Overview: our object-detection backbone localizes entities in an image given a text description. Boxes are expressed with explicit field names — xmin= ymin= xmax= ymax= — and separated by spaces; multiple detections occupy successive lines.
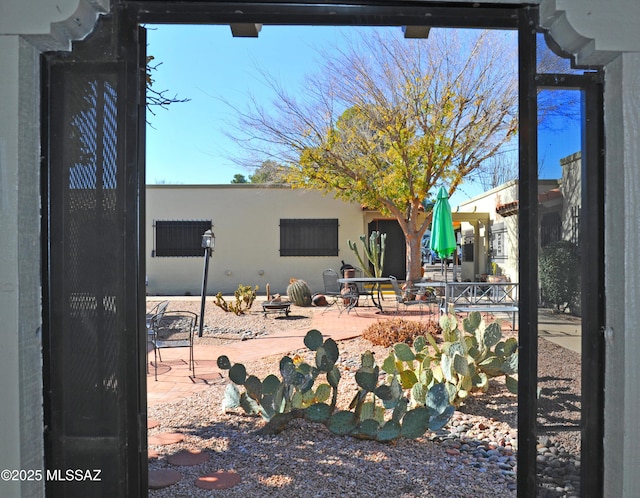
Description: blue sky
xmin=145 ymin=25 xmax=581 ymax=204
xmin=146 ymin=24 xmax=349 ymax=185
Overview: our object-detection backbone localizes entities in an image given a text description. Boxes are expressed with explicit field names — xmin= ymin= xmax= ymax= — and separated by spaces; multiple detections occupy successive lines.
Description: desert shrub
xmin=539 ymin=240 xmax=580 ymax=313
xmin=362 ymin=318 xmax=441 ymax=347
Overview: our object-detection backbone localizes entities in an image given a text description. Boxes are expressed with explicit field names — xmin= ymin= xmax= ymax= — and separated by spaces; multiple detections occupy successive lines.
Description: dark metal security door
xmin=518 ymin=25 xmax=605 ymax=497
xmin=42 ymin=9 xmax=147 ymax=497
xmin=368 ymin=220 xmax=406 ymax=277
xmin=535 ymin=69 xmax=605 ymax=497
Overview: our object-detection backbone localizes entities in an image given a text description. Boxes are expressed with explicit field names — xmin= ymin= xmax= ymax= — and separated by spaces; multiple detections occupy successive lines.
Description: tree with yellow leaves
xmin=229 ymin=29 xmax=518 ymax=281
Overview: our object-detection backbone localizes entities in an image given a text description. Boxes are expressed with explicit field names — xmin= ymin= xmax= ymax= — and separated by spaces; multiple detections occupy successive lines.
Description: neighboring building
xmin=148 ymin=152 xmax=582 ymax=294
xmin=455 ymin=152 xmax=582 ymax=284
xmin=146 ymin=184 xmax=430 ymax=295
xmin=146 ymin=184 xmax=367 ymax=295
xmin=456 ymin=180 xmax=559 ymax=282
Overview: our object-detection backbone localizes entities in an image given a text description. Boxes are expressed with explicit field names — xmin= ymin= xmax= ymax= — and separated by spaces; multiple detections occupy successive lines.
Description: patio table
xmin=337 ymin=276 xmax=392 ymax=312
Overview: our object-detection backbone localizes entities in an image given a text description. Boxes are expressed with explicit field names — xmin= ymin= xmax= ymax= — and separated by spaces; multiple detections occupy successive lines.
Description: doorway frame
xmin=41 ymin=2 xmax=605 ymax=496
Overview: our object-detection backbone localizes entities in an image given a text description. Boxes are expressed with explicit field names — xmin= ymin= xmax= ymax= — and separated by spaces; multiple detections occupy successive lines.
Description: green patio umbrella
xmin=430 ymin=186 xmax=456 ymax=281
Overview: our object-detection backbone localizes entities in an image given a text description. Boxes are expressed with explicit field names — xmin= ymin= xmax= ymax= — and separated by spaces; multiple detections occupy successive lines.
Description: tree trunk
xmin=406 ymin=233 xmax=423 ymax=282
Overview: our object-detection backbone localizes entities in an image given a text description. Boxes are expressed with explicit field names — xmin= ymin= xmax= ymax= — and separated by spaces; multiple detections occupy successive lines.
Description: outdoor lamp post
xmin=199 ymin=229 xmax=215 ymax=337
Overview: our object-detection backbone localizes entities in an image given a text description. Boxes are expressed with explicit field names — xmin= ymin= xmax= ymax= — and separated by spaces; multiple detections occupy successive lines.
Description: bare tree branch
xmin=145 ymin=56 xmax=190 ymax=121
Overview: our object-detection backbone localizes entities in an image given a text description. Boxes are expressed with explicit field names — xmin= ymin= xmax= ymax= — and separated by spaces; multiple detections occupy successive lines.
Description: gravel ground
xmin=147 ymin=300 xmax=582 ymax=497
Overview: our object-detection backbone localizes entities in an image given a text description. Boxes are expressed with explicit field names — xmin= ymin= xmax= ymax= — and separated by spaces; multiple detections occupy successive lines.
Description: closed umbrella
xmin=430 ymin=186 xmax=456 ymax=281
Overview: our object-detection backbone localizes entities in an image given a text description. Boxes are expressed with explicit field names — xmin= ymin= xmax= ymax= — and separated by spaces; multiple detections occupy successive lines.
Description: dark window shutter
xmin=280 ymin=219 xmax=338 ymax=256
xmin=154 ymin=220 xmax=211 ymax=257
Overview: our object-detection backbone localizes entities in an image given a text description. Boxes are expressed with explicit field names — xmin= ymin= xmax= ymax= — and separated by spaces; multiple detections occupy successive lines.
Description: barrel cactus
xmin=287 ymin=278 xmax=312 ymax=307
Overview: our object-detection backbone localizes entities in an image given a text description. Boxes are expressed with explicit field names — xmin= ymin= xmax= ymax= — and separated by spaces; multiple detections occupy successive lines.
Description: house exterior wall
xmin=0 ymin=34 xmax=45 ymax=498
xmin=146 ymin=185 xmax=366 ymax=296
xmin=601 ymin=52 xmax=640 ymax=497
xmin=455 ymin=180 xmax=560 ymax=282
xmin=559 ymin=152 xmax=582 ymax=244
xmin=3 ymin=1 xmax=640 ymax=496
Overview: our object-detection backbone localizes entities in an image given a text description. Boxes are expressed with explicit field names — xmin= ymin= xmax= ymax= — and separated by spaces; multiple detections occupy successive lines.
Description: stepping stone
xmin=195 ymin=471 xmax=241 ymax=490
xmin=148 ymin=469 xmax=181 ymax=489
xmin=148 ymin=448 xmax=159 ymax=460
xmin=167 ymin=449 xmax=210 ymax=466
xmin=148 ymin=419 xmax=160 ymax=429
xmin=148 ymin=432 xmax=184 ymax=446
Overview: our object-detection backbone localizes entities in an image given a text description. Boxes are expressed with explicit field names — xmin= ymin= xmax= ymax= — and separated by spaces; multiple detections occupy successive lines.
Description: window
xmin=462 ymin=243 xmax=474 ymax=262
xmin=280 ymin=219 xmax=338 ymax=256
xmin=490 ymin=223 xmax=507 ymax=259
xmin=154 ymin=220 xmax=211 ymax=257
xmin=570 ymin=205 xmax=581 ymax=247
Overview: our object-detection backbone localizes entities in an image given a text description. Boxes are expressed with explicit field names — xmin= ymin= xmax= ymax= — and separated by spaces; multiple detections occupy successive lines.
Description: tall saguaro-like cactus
xmin=348 ymin=231 xmax=387 ymax=278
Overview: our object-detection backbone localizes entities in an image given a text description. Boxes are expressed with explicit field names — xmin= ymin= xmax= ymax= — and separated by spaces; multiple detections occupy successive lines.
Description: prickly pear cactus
xmin=341 ymin=349 xmax=453 ymax=441
xmin=286 ymin=278 xmax=312 ymax=307
xmin=217 ymin=328 xmax=455 ymax=442
xmin=217 ymin=330 xmax=339 ymax=422
xmin=382 ymin=311 xmax=518 ymax=408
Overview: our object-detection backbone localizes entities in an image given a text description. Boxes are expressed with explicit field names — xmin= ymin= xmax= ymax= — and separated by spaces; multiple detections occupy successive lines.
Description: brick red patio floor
xmin=146 ymin=299 xmax=454 ymax=406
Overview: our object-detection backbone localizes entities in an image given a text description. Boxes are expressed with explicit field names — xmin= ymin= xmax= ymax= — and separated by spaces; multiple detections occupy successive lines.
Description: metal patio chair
xmin=389 ymin=275 xmax=428 ymax=316
xmin=322 ymin=269 xmax=342 ymax=310
xmin=337 ymin=284 xmax=360 ymax=315
xmin=146 ymin=300 xmax=169 ymax=338
xmin=149 ymin=310 xmax=198 ymax=381
xmin=145 ymin=300 xmax=169 ymax=373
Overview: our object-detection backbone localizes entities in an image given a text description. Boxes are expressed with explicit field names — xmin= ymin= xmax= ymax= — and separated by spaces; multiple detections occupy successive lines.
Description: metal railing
xmin=442 ymin=282 xmax=519 ymax=329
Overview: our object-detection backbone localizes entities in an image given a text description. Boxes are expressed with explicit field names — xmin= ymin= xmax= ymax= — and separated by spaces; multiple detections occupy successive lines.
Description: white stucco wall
xmin=146 ymin=185 xmax=366 ymax=296
xmin=602 ymin=52 xmax=640 ymax=498
xmin=1 ymin=0 xmax=109 ymax=50
xmin=540 ymin=0 xmax=640 ymax=65
xmin=0 ymin=33 xmax=25 ymax=497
